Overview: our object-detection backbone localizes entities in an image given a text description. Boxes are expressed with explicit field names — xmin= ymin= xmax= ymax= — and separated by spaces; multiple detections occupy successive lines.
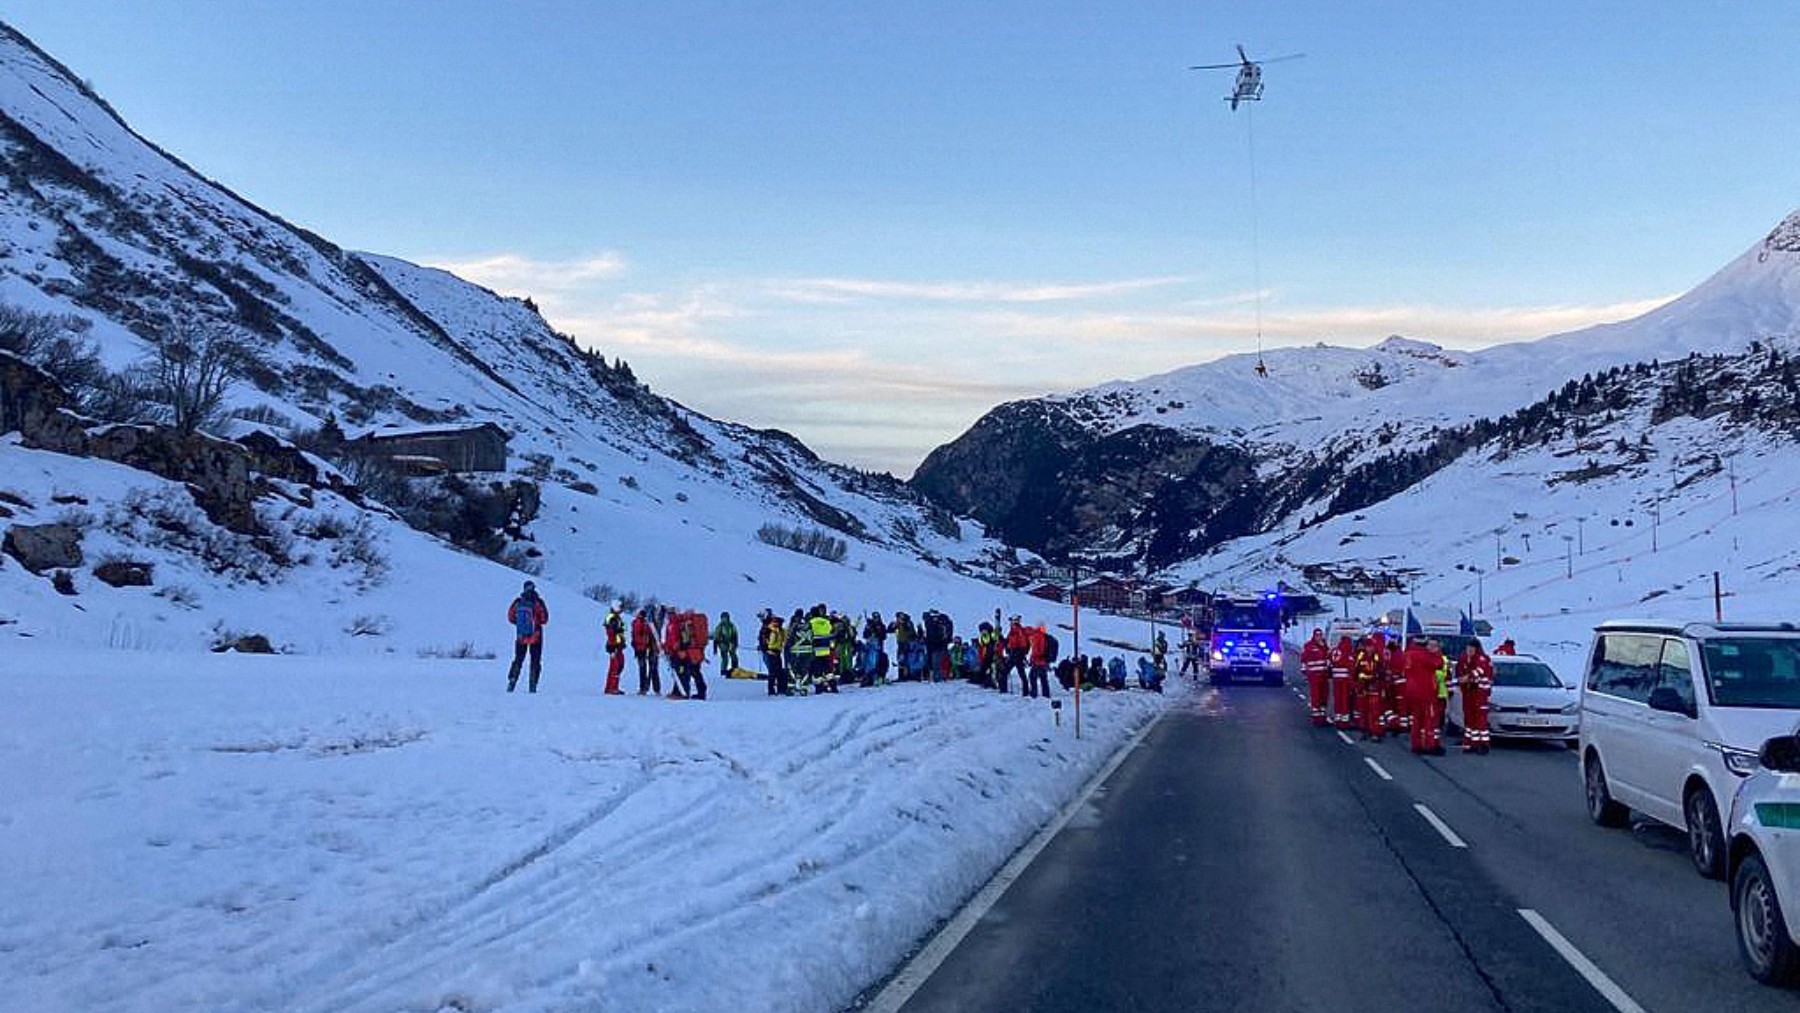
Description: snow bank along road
xmin=0 ymin=645 xmax=1163 ymax=1013
xmin=884 ymin=677 xmax=1786 ymax=1013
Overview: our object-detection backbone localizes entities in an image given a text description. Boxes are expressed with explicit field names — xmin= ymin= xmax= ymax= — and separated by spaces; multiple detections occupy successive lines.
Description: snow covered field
xmin=0 ymin=644 xmax=1166 ymax=1013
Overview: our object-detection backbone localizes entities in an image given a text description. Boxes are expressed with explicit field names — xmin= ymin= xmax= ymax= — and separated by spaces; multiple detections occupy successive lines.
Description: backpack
xmin=512 ymin=597 xmax=539 ymax=638
xmin=1043 ymin=632 xmax=1060 ymax=664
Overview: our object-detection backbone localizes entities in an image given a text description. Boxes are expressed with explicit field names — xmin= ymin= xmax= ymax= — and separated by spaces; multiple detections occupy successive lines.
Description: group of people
xmin=1297 ymin=628 xmax=1498 ymax=755
xmin=504 ymin=581 xmax=1166 ymax=700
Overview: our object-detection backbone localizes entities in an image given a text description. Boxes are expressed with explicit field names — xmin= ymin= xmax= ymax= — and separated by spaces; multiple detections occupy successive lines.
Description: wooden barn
xmin=1073 ymin=575 xmax=1136 ymax=613
xmin=353 ymin=422 xmax=509 ymax=473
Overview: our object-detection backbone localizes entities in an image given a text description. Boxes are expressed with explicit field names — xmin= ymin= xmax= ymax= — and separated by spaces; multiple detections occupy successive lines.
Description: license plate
xmin=1514 ymin=716 xmax=1557 ymax=727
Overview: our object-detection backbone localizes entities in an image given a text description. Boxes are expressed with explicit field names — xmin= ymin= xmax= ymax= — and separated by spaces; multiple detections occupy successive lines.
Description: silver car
xmin=1448 ymin=653 xmax=1580 ymax=745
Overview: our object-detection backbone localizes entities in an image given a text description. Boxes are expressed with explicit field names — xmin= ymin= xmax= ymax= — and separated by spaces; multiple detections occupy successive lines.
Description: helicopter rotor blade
xmin=1188 ymin=62 xmax=1240 ymax=70
xmin=1252 ymin=53 xmax=1307 ymax=64
xmin=1236 ymin=43 xmax=1249 ymax=64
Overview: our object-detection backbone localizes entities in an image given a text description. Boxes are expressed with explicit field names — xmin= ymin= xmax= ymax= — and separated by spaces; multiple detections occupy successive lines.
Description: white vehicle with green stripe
xmin=1728 ymin=734 xmax=1800 ymax=987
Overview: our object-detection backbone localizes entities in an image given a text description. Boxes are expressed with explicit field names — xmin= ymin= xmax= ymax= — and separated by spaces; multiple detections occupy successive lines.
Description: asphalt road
xmin=884 ymin=677 xmax=1796 ymax=1013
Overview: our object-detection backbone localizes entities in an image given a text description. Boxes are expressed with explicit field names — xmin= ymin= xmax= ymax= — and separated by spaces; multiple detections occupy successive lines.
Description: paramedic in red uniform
xmin=1329 ymin=635 xmax=1356 ymax=730
xmin=1404 ymin=638 xmax=1447 ymax=755
xmin=1300 ymin=629 xmax=1331 ymax=726
xmin=1457 ymin=641 xmax=1494 ymax=754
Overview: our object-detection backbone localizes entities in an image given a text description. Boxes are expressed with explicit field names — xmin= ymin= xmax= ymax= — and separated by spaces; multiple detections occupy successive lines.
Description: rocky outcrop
xmin=93 ymin=559 xmax=153 ymax=587
xmin=912 ymin=400 xmax=1265 ymax=566
xmin=4 ymin=522 xmax=83 ymax=572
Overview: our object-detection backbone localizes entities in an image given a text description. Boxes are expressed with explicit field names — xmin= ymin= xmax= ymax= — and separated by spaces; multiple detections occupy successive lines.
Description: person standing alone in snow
xmin=602 ymin=601 xmax=626 ymax=695
xmin=506 ymin=580 xmax=549 ymax=693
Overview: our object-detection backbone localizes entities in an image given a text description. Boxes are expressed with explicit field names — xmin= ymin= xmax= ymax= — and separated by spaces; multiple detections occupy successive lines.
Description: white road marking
xmin=1413 ymin=803 xmax=1468 ymax=848
xmin=1364 ymin=757 xmax=1394 ymax=781
xmin=1336 ymin=730 xmax=1355 ymax=746
xmin=864 ymin=708 xmax=1166 ymax=1013
xmin=1518 ymin=909 xmax=1649 ymax=1013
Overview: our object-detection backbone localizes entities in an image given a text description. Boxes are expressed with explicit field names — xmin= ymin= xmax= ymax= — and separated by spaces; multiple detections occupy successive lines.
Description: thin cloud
xmin=424 ymin=252 xmax=628 ymax=295
xmin=767 ymin=274 xmax=1198 ymax=305
xmin=966 ymin=295 xmax=1677 ymax=345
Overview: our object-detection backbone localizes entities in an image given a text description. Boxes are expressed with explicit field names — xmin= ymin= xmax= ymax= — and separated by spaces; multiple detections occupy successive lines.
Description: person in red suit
xmin=1355 ymin=636 xmax=1386 ymax=741
xmin=1300 ymin=629 xmax=1331 ymax=726
xmin=1457 ymin=641 xmax=1495 ymax=754
xmin=1404 ymin=639 xmax=1447 ymax=755
xmin=1329 ymin=635 xmax=1356 ymax=730
xmin=1385 ymin=638 xmax=1408 ymax=735
xmin=602 ymin=602 xmax=626 ymax=696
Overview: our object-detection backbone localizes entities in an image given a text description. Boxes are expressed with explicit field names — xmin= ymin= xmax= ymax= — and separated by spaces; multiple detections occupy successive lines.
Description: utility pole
xmin=1495 ymin=531 xmax=1503 ymax=570
xmin=1715 ymin=571 xmax=1724 ymax=623
xmin=1577 ymin=517 xmax=1586 ymax=555
xmin=1470 ymin=566 xmax=1485 ymax=614
xmin=1068 ymin=559 xmax=1083 ymax=740
xmin=1563 ymin=535 xmax=1575 ymax=579
xmin=1730 ymin=458 xmax=1739 ymax=516
xmin=1651 ymin=502 xmax=1660 ymax=553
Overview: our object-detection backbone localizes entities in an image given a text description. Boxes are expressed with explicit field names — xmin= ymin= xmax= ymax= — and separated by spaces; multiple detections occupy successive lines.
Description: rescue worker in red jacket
xmin=505 ymin=580 xmax=549 ymax=693
xmin=1300 ymin=629 xmax=1331 ymax=726
xmin=1025 ymin=623 xmax=1052 ymax=699
xmin=1403 ymin=639 xmax=1447 ymax=755
xmin=661 ymin=609 xmax=687 ymax=699
xmin=1385 ymin=639 xmax=1409 ymax=735
xmin=630 ymin=609 xmax=660 ymax=695
xmin=1457 ymin=641 xmax=1494 ymax=754
xmin=602 ymin=601 xmax=627 ymax=696
xmin=1328 ymin=636 xmax=1356 ymax=729
xmin=1001 ymin=617 xmax=1030 ymax=695
xmin=1355 ymin=635 xmax=1386 ymax=741
xmin=1494 ymin=638 xmax=1517 ymax=656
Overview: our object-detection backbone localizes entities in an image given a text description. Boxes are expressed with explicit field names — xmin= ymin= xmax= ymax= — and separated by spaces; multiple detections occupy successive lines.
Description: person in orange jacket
xmin=602 ymin=601 xmax=626 ymax=696
xmin=505 ymin=580 xmax=549 ymax=693
xmin=1328 ymin=636 xmax=1356 ymax=729
xmin=1457 ymin=641 xmax=1495 ymax=754
xmin=1001 ymin=617 xmax=1030 ymax=694
xmin=1025 ymin=623 xmax=1053 ymax=699
xmin=1404 ymin=638 xmax=1447 ymax=755
xmin=1355 ymin=635 xmax=1386 ymax=741
xmin=630 ymin=608 xmax=660 ymax=695
xmin=1300 ymin=629 xmax=1331 ymax=726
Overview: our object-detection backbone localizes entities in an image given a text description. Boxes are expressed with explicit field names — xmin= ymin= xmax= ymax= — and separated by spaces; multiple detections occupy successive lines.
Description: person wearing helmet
xmin=505 ymin=580 xmax=549 ymax=693
xmin=602 ymin=600 xmax=627 ymax=696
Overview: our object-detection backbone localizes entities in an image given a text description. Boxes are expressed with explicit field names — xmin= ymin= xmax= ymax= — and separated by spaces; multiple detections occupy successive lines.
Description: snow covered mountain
xmin=914 ymin=210 xmax=1800 ymax=573
xmin=0 ymin=22 xmax=1024 ymax=654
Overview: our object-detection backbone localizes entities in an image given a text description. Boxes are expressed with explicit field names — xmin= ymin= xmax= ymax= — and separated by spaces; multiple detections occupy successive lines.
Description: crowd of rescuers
xmin=1296 ymin=625 xmax=1505 ymax=755
xmin=504 ymin=580 xmax=1168 ymax=699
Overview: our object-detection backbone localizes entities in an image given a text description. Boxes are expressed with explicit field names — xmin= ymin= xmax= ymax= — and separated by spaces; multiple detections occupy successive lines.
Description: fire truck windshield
xmin=1214 ymin=602 xmax=1278 ymax=630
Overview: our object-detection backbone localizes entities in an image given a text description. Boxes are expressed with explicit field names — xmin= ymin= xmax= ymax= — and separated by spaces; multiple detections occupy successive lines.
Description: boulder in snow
xmin=3 ymin=522 xmax=84 ymax=572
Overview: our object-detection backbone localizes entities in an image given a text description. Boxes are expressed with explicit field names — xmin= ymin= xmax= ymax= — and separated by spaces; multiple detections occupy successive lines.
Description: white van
xmin=1579 ymin=620 xmax=1800 ymax=879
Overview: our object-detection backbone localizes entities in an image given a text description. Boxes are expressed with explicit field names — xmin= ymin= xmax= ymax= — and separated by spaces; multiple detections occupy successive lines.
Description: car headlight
xmin=1211 ymin=649 xmax=1224 ymax=661
xmin=1558 ymin=702 xmax=1579 ymax=715
xmin=1270 ymin=652 xmax=1283 ymax=666
xmin=1713 ymin=743 xmax=1760 ymax=777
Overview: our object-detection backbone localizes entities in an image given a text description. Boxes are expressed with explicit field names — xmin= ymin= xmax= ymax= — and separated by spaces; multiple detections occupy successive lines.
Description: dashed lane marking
xmin=1413 ymin=802 xmax=1468 ymax=848
xmin=1518 ymin=909 xmax=1649 ymax=1013
xmin=1336 ymin=730 xmax=1355 ymax=746
xmin=1364 ymin=757 xmax=1394 ymax=781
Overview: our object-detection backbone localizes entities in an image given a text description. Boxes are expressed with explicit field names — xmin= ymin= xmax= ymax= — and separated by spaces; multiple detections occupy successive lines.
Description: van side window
xmin=1657 ymin=639 xmax=1697 ymax=711
xmin=1590 ymin=633 xmax=1660 ymax=702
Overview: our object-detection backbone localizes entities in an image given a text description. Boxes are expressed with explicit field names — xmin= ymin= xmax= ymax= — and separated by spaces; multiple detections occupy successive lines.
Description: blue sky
xmin=6 ymin=1 xmax=1799 ymax=473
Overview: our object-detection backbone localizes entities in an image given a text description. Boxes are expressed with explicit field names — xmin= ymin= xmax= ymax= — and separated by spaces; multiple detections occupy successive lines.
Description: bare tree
xmin=137 ymin=321 xmax=246 ymax=435
xmin=0 ymin=303 xmax=111 ymax=412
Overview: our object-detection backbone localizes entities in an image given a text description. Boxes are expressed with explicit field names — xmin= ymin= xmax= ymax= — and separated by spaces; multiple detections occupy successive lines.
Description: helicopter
xmin=1189 ymin=44 xmax=1305 ymax=111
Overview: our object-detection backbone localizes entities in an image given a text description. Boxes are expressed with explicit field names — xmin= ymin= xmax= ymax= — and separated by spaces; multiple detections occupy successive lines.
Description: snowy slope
xmin=0 ymin=20 xmax=1008 ymax=661
xmin=1175 ymin=339 xmax=1800 ymax=678
xmin=1058 ymin=215 xmax=1800 ymax=452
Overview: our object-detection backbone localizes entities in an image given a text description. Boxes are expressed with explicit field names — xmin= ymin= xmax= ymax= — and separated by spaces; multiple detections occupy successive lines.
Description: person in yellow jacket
xmin=1432 ymin=643 xmax=1452 ymax=742
xmin=808 ymin=606 xmax=838 ymax=694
